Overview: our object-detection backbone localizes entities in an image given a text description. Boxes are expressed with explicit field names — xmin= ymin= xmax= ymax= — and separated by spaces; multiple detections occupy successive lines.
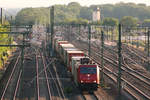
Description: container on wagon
xmin=55 ymin=41 xmax=68 ymax=53
xmin=59 ymin=43 xmax=74 ymax=59
xmin=53 ymin=37 xmax=63 ymax=51
xmin=66 ymin=50 xmax=84 ymax=71
xmin=63 ymin=47 xmax=78 ymax=64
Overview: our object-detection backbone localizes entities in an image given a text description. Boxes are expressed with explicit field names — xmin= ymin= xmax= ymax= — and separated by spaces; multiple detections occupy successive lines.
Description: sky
xmin=0 ymin=0 xmax=150 ymax=8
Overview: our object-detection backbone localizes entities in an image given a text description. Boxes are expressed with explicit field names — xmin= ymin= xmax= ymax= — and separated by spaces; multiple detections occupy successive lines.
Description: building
xmin=92 ymin=7 xmax=101 ymax=22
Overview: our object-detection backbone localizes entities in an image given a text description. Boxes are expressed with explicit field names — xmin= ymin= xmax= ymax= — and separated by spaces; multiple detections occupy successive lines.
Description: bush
xmin=64 ymin=87 xmax=73 ymax=94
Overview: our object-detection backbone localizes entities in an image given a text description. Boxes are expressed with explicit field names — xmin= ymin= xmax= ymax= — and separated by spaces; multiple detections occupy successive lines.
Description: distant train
xmin=53 ymin=38 xmax=100 ymax=91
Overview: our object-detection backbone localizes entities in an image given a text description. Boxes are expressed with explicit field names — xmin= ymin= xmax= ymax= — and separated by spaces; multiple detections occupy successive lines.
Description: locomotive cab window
xmin=80 ymin=67 xmax=96 ymax=74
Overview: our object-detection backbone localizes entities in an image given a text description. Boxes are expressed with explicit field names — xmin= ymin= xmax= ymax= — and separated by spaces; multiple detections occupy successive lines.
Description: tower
xmin=92 ymin=7 xmax=101 ymax=22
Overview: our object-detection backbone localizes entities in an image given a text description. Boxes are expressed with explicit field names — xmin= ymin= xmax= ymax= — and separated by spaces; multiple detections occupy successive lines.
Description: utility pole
xmin=1 ymin=8 xmax=2 ymax=24
xmin=145 ymin=27 xmax=147 ymax=50
xmin=78 ymin=24 xmax=81 ymax=41
xmin=100 ymin=30 xmax=104 ymax=86
xmin=5 ymin=15 xmax=6 ymax=21
xmin=10 ymin=16 xmax=13 ymax=25
xmin=88 ymin=24 xmax=91 ymax=57
xmin=21 ymin=33 xmax=25 ymax=71
xmin=46 ymin=24 xmax=49 ymax=53
xmin=50 ymin=6 xmax=54 ymax=56
xmin=117 ymin=23 xmax=122 ymax=100
xmin=148 ymin=28 xmax=150 ymax=71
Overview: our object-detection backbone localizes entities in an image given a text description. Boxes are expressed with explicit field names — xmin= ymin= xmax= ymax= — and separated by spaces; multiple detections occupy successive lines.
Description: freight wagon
xmin=66 ymin=50 xmax=84 ymax=71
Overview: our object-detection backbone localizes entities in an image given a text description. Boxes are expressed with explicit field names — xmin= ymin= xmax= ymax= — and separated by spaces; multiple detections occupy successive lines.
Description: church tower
xmin=92 ymin=7 xmax=101 ymax=22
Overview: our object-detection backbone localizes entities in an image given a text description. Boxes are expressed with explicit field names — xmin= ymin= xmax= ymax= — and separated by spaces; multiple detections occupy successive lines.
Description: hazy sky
xmin=0 ymin=0 xmax=150 ymax=8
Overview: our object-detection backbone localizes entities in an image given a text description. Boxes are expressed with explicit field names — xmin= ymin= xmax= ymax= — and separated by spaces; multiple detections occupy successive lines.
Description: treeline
xmin=15 ymin=2 xmax=150 ymax=26
xmin=0 ymin=21 xmax=13 ymax=69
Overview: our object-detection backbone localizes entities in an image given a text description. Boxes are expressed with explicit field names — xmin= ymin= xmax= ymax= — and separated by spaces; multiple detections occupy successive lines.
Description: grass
xmin=0 ymin=70 xmax=5 ymax=79
xmin=64 ymin=86 xmax=73 ymax=94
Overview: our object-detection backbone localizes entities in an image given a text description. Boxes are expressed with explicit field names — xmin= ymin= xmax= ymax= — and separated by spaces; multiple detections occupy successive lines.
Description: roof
xmin=60 ymin=44 xmax=74 ymax=47
xmin=57 ymin=41 xmax=68 ymax=43
xmin=72 ymin=56 xmax=85 ymax=60
xmin=67 ymin=50 xmax=84 ymax=53
xmin=57 ymin=41 xmax=68 ymax=44
xmin=64 ymin=48 xmax=78 ymax=51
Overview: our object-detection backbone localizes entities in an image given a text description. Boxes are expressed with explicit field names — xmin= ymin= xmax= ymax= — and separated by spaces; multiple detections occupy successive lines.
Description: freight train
xmin=53 ymin=38 xmax=100 ymax=91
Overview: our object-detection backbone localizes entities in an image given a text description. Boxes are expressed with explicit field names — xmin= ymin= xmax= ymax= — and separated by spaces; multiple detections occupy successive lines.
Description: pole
xmin=148 ymin=29 xmax=150 ymax=71
xmin=50 ymin=6 xmax=54 ymax=56
xmin=20 ymin=33 xmax=25 ymax=97
xmin=111 ymin=27 xmax=114 ymax=42
xmin=9 ymin=16 xmax=11 ymax=48
xmin=0 ymin=8 xmax=2 ymax=24
xmin=10 ymin=16 xmax=13 ymax=25
xmin=68 ymin=25 xmax=71 ymax=41
xmin=21 ymin=34 xmax=25 ymax=72
xmin=5 ymin=15 xmax=6 ymax=21
xmin=145 ymin=27 xmax=147 ymax=51
xmin=117 ymin=23 xmax=122 ymax=100
xmin=100 ymin=30 xmax=104 ymax=86
xmin=46 ymin=24 xmax=50 ymax=55
xmin=88 ymin=24 xmax=91 ymax=57
xmin=107 ymin=26 xmax=109 ymax=41
xmin=78 ymin=24 xmax=81 ymax=41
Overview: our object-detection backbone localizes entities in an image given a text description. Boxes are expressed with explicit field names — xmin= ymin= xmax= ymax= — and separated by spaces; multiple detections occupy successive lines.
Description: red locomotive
xmin=71 ymin=56 xmax=99 ymax=90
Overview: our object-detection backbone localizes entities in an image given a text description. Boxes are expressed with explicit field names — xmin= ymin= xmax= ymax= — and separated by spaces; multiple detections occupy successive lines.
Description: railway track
xmin=41 ymin=52 xmax=52 ymax=100
xmin=98 ymin=45 xmax=150 ymax=85
xmin=12 ymin=70 xmax=22 ymax=100
xmin=43 ymin=40 xmax=100 ymax=100
xmin=101 ymin=44 xmax=150 ymax=86
xmin=92 ymin=41 xmax=150 ymax=81
xmin=93 ymin=48 xmax=150 ymax=100
xmin=45 ymin=57 xmax=66 ymax=100
xmin=123 ymin=45 xmax=147 ymax=60
xmin=82 ymin=92 xmax=99 ymax=100
xmin=43 ymin=40 xmax=66 ymax=100
xmin=0 ymin=52 xmax=21 ymax=100
xmin=35 ymin=50 xmax=40 ymax=100
xmin=122 ymin=44 xmax=149 ymax=71
xmin=36 ymin=49 xmax=52 ymax=100
xmin=72 ymin=40 xmax=150 ymax=100
xmin=0 ymin=47 xmax=34 ymax=100
xmin=89 ymin=49 xmax=150 ymax=100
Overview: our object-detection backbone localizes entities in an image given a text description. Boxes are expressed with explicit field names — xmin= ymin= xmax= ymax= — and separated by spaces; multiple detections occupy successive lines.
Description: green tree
xmin=15 ymin=2 xmax=150 ymax=25
xmin=120 ymin=16 xmax=138 ymax=27
xmin=79 ymin=7 xmax=92 ymax=20
xmin=102 ymin=17 xmax=118 ymax=26
xmin=143 ymin=19 xmax=150 ymax=27
xmin=0 ymin=22 xmax=13 ymax=68
xmin=63 ymin=18 xmax=88 ymax=24
xmin=16 ymin=7 xmax=49 ymax=25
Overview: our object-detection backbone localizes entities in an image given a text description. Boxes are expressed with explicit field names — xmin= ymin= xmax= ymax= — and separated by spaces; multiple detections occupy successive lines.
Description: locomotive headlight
xmin=81 ymin=80 xmax=84 ymax=83
xmin=93 ymin=80 xmax=96 ymax=83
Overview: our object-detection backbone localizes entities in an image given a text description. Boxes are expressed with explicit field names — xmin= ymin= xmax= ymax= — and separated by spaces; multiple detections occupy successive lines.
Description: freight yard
xmin=0 ymin=23 xmax=149 ymax=100
xmin=0 ymin=1 xmax=150 ymax=100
